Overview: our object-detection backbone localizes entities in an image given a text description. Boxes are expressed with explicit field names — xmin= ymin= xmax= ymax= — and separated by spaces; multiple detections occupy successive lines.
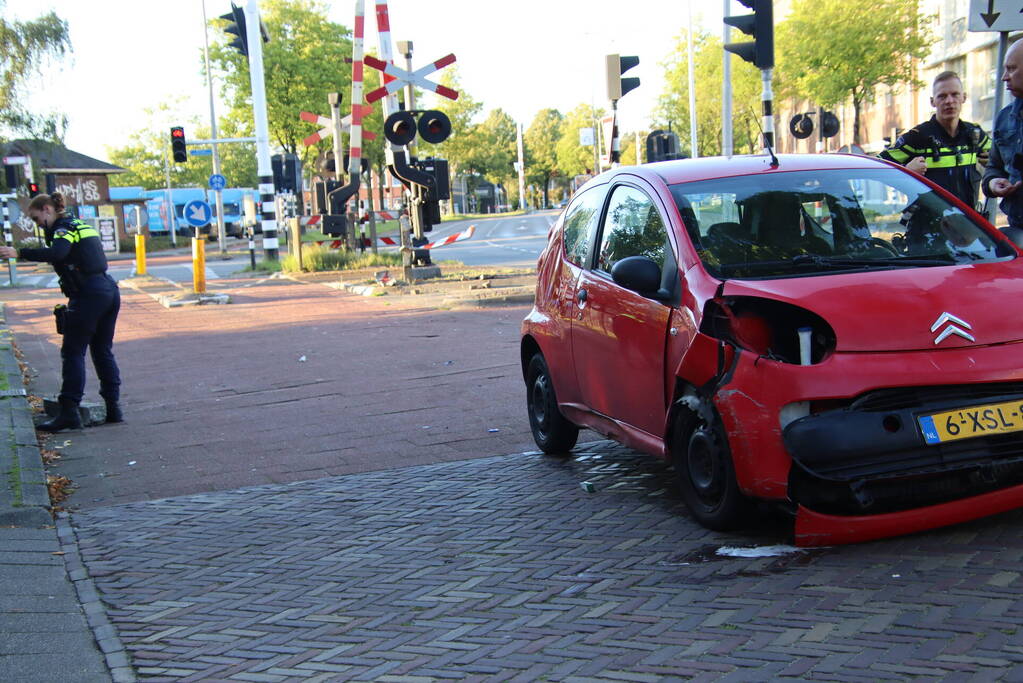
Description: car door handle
xmin=577 ymin=289 xmax=587 ymax=304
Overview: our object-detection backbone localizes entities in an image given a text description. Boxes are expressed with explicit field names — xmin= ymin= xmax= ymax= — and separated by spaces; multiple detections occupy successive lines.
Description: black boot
xmin=105 ymin=401 xmax=123 ymax=424
xmin=38 ymin=398 xmax=83 ymax=432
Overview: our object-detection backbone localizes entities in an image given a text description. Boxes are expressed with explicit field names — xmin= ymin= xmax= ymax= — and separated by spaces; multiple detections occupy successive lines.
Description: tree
xmin=207 ymin=0 xmax=353 ymax=171
xmin=525 ymin=108 xmax=563 ymax=209
xmin=556 ymin=103 xmax=605 ymax=177
xmin=655 ymin=30 xmax=762 ymax=157
xmin=776 ymin=0 xmax=933 ymax=145
xmin=106 ymin=101 xmax=257 ymax=190
xmin=0 ymin=2 xmax=71 ymax=140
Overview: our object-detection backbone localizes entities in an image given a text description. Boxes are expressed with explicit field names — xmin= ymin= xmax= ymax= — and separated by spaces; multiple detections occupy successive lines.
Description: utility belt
xmin=58 ymin=267 xmax=106 ymax=297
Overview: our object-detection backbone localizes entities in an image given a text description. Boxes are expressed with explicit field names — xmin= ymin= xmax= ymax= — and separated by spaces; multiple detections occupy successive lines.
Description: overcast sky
xmin=11 ymin=0 xmax=729 ymax=161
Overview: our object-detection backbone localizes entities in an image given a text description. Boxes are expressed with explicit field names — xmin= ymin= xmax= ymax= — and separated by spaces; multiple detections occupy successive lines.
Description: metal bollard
xmin=289 ymin=217 xmax=302 ymax=271
xmin=134 ymin=233 xmax=147 ymax=276
xmin=192 ymin=237 xmax=206 ymax=294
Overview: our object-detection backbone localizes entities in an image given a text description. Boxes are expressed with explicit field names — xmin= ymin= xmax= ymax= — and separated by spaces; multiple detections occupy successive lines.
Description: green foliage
xmin=525 ymin=108 xmax=563 ymax=206
xmin=280 ymin=243 xmax=401 ymax=272
xmin=555 ymin=104 xmax=605 ymax=176
xmin=0 ymin=1 xmax=71 ymax=140
xmin=207 ymin=0 xmax=354 ymax=171
xmin=106 ymin=100 xmax=258 ymax=190
xmin=776 ymin=0 xmax=934 ymax=144
xmin=655 ymin=30 xmax=762 ymax=157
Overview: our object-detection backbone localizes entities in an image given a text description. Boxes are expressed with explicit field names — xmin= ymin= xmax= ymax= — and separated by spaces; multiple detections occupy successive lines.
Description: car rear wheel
xmin=526 ymin=353 xmax=579 ymax=454
xmin=673 ymin=409 xmax=750 ymax=530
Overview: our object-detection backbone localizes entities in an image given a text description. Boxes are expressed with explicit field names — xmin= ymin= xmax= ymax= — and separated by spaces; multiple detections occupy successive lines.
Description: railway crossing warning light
xmin=170 ymin=127 xmax=187 ymax=163
xmin=383 ymin=110 xmax=452 ymax=146
xmin=606 ymin=54 xmax=640 ymax=101
xmin=724 ymin=0 xmax=774 ymax=70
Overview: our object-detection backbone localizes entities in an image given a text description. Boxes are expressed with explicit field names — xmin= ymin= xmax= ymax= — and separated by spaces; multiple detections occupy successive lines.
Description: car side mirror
xmin=610 ymin=255 xmax=669 ymax=301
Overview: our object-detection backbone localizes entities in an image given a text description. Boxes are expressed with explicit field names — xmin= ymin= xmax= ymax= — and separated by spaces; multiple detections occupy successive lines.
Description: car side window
xmin=562 ymin=188 xmax=604 ymax=266
xmin=596 ymin=185 xmax=668 ymax=272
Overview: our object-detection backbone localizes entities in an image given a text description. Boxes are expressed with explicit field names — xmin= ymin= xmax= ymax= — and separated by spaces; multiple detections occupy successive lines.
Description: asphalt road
xmin=0 ymin=210 xmax=556 ymax=289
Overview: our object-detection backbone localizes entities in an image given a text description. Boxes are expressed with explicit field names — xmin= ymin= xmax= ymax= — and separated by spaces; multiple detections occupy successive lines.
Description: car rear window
xmin=669 ymin=169 xmax=1013 ymax=279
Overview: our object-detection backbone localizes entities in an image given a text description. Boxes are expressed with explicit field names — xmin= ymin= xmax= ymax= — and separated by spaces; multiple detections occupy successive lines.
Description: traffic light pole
xmin=202 ymin=0 xmax=227 ymax=256
xmin=761 ymin=68 xmax=774 ymax=153
xmin=245 ymin=0 xmax=277 ymax=260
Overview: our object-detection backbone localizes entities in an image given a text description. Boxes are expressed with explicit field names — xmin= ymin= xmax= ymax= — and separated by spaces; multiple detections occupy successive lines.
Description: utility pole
xmin=245 ymin=0 xmax=277 ymax=260
xmin=516 ymin=122 xmax=527 ymax=211
xmin=164 ymin=150 xmax=176 ymax=247
xmin=687 ymin=3 xmax=698 ymax=158
xmin=202 ymin=0 xmax=227 ymax=256
xmin=722 ymin=0 xmax=733 ymax=156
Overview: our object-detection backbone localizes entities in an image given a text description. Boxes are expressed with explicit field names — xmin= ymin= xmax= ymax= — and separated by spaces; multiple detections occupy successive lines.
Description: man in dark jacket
xmin=984 ymin=40 xmax=1023 ymax=228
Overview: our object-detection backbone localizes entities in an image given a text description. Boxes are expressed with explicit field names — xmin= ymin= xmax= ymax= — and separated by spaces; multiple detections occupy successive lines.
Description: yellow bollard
xmin=134 ymin=233 xmax=147 ymax=276
xmin=192 ymin=237 xmax=206 ymax=294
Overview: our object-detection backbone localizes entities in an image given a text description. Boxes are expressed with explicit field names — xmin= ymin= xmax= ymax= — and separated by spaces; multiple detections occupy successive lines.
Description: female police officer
xmin=0 ymin=192 xmax=122 ymax=431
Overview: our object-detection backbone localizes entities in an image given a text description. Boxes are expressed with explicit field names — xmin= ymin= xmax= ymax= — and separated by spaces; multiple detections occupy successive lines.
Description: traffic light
xmin=219 ymin=3 xmax=249 ymax=56
xmin=218 ymin=3 xmax=269 ymax=58
xmin=645 ymin=130 xmax=684 ymax=163
xmin=606 ymin=54 xmax=640 ymax=101
xmin=724 ymin=0 xmax=774 ymax=70
xmin=820 ymin=110 xmax=840 ymax=138
xmin=271 ymin=153 xmax=302 ymax=193
xmin=170 ymin=126 xmax=187 ymax=163
xmin=27 ymin=181 xmax=39 ymax=197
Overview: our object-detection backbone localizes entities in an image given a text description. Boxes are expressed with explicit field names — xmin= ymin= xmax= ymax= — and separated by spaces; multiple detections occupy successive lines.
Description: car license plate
xmin=918 ymin=399 xmax=1023 ymax=445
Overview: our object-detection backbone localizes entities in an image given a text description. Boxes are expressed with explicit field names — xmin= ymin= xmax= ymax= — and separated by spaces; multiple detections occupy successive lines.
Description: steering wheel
xmin=862 ymin=236 xmax=900 ymax=256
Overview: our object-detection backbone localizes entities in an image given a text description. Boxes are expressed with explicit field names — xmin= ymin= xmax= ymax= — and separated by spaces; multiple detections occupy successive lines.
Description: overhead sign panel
xmin=969 ymin=0 xmax=1023 ymax=32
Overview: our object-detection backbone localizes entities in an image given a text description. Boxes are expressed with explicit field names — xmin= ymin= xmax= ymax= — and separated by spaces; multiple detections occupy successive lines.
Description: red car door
xmin=571 ymin=182 xmax=674 ymax=437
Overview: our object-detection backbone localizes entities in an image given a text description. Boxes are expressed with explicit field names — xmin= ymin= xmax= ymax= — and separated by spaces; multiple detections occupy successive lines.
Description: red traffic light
xmin=28 ymin=182 xmax=39 ymax=197
xmin=170 ymin=126 xmax=187 ymax=163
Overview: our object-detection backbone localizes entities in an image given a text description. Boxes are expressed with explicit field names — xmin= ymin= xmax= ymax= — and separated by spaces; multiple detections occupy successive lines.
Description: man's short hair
xmin=933 ymin=71 xmax=963 ymax=89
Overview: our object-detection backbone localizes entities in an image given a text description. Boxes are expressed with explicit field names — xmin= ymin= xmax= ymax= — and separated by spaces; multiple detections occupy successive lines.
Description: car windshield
xmin=669 ymin=168 xmax=1014 ymax=279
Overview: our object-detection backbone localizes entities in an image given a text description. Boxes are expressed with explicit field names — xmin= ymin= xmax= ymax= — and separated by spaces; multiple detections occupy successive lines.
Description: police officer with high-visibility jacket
xmin=880 ymin=71 xmax=991 ymax=210
xmin=0 ymin=192 xmax=122 ymax=432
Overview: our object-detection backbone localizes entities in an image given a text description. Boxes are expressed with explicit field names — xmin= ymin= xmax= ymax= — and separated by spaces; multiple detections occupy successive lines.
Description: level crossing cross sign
xmin=299 ymin=108 xmax=377 ymax=147
xmin=363 ymin=54 xmax=459 ymax=103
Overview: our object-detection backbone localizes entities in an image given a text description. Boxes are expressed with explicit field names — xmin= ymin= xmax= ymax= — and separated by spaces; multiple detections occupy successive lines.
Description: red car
xmin=521 ymin=153 xmax=1023 ymax=546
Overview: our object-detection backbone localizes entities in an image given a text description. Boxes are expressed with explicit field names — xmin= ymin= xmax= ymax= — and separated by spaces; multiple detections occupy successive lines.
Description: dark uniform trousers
xmin=61 ymin=273 xmax=120 ymax=405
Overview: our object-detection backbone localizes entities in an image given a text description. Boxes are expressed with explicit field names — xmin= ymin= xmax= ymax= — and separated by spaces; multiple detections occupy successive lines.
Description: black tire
xmin=526 ymin=353 xmax=579 ymax=454
xmin=672 ymin=409 xmax=751 ymax=531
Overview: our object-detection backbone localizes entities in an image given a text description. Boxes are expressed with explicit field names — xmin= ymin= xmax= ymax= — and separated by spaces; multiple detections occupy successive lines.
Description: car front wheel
xmin=526 ymin=353 xmax=579 ymax=454
xmin=672 ymin=408 xmax=750 ymax=530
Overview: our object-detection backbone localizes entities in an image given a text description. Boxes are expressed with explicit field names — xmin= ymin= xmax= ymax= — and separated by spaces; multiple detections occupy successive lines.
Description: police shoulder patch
xmin=54 ymin=228 xmax=70 ymax=238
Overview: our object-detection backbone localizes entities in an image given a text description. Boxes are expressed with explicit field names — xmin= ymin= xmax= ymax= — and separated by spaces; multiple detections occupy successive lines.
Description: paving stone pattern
xmin=72 ymin=441 xmax=1023 ymax=682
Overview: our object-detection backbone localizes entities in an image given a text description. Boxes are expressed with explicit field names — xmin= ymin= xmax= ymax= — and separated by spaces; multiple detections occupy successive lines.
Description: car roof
xmin=591 ymin=153 xmax=893 ymax=189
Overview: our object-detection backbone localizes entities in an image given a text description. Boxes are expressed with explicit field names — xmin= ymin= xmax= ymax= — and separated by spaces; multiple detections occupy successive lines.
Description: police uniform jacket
xmin=18 ymin=215 xmax=108 ymax=293
xmin=880 ymin=116 xmax=991 ymax=208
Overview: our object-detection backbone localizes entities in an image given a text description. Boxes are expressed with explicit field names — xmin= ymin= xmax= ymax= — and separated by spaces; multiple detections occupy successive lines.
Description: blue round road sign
xmin=183 ymin=199 xmax=213 ymax=228
xmin=209 ymin=173 xmax=226 ymax=191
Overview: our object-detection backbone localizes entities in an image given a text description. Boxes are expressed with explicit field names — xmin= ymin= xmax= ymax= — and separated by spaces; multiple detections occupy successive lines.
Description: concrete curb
xmin=0 ymin=303 xmax=51 ymax=526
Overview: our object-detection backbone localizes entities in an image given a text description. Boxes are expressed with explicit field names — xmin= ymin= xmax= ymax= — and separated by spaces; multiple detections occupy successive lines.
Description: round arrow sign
xmin=183 ymin=199 xmax=213 ymax=228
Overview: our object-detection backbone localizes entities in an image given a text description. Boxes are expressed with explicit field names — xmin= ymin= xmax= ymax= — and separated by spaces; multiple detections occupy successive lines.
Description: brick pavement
xmin=4 ymin=275 xmax=556 ymax=508
xmin=69 ymin=441 xmax=1023 ymax=681
xmin=6 ymin=273 xmax=1023 ymax=680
